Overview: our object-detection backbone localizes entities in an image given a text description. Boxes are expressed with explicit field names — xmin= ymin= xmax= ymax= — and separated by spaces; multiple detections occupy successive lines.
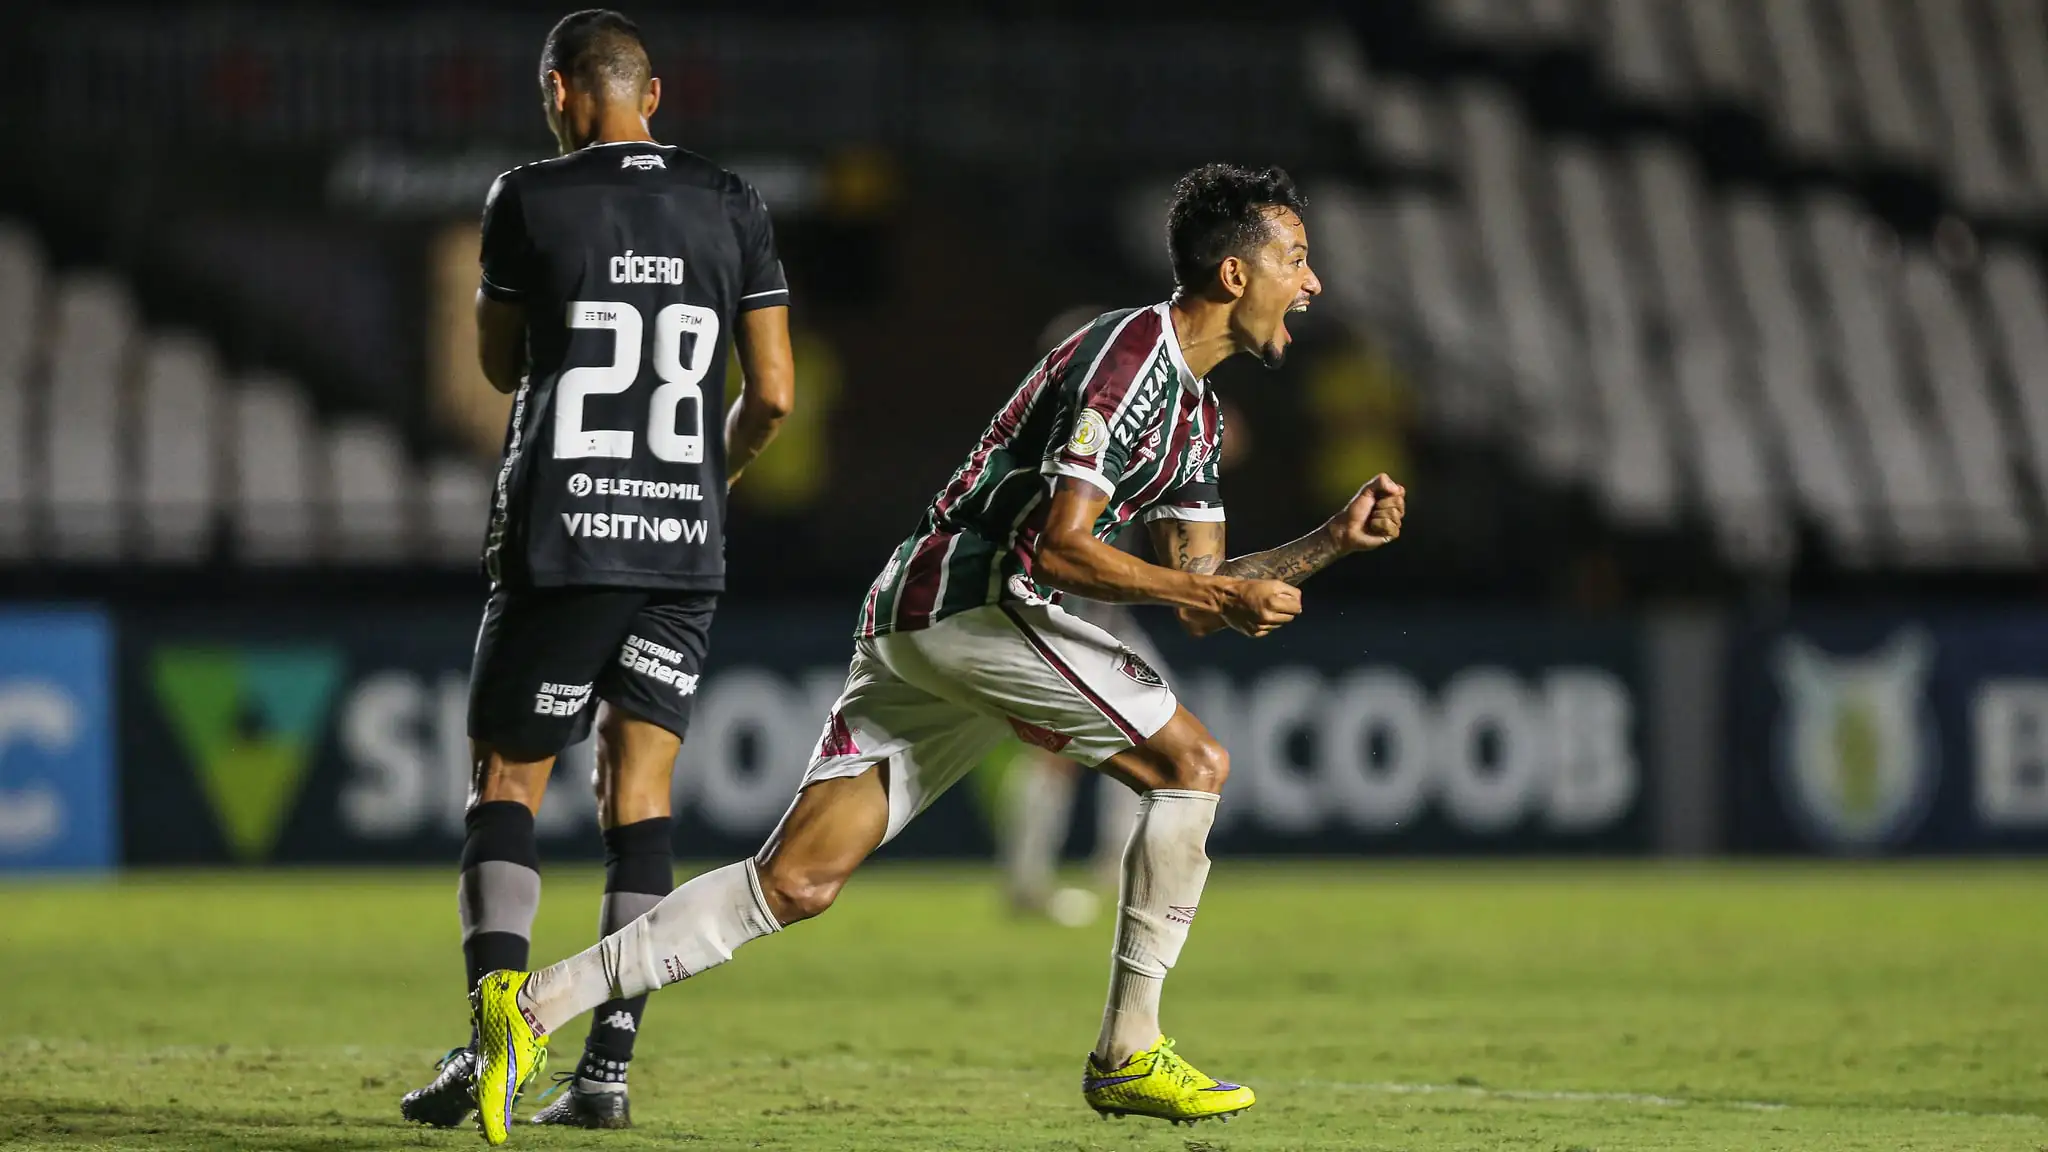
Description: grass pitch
xmin=1 ymin=862 xmax=2043 ymax=1151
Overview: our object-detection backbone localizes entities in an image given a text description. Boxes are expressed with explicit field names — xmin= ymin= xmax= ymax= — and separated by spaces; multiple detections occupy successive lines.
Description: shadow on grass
xmin=0 ymin=1096 xmax=445 ymax=1150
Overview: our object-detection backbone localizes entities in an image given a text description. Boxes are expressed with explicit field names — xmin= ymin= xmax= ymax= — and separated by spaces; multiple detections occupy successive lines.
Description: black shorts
xmin=468 ymin=587 xmax=716 ymax=760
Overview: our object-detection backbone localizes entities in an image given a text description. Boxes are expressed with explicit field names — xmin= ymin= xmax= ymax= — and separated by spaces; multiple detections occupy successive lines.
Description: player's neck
xmin=589 ymin=124 xmax=657 ymax=147
xmin=566 ymin=110 xmax=659 ymax=152
xmin=1166 ymin=296 xmax=1236 ymax=380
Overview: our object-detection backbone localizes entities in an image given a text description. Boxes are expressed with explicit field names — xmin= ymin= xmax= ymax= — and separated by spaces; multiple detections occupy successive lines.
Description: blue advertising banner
xmin=1146 ymin=609 xmax=1650 ymax=853
xmin=119 ymin=602 xmax=939 ymax=864
xmin=119 ymin=598 xmax=1652 ymax=862
xmin=0 ymin=609 xmax=115 ymax=871
xmin=1727 ymin=611 xmax=2048 ymax=854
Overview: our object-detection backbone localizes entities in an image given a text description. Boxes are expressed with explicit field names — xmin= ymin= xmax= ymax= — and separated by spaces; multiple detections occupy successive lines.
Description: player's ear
xmin=642 ymin=76 xmax=661 ymax=121
xmin=546 ymin=70 xmax=569 ymax=114
xmin=1218 ymin=255 xmax=1249 ymax=301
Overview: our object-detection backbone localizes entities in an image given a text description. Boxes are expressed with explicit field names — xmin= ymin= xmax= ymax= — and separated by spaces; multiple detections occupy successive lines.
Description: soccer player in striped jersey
xmin=468 ymin=162 xmax=1406 ymax=1139
xmin=991 ymin=311 xmax=1253 ymax=928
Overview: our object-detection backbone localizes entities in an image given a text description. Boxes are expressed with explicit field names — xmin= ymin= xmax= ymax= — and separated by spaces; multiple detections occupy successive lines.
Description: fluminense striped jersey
xmin=856 ymin=302 xmax=1224 ymax=637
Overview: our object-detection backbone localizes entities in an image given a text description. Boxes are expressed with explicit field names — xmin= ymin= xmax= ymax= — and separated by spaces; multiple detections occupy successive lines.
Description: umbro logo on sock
xmin=601 ymin=1011 xmax=638 ymax=1032
xmin=1167 ymin=904 xmax=1198 ymax=925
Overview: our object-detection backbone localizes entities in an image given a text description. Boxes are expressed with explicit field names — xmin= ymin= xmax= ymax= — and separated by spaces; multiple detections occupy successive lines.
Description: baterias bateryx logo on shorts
xmin=534 ymin=681 xmax=593 ymax=717
xmin=618 ymin=635 xmax=700 ymax=696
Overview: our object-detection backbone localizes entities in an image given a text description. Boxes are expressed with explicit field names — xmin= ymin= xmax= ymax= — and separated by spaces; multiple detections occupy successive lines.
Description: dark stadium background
xmin=1 ymin=0 xmax=2045 ymax=871
xmin=5 ymin=6 xmax=2048 ymax=1151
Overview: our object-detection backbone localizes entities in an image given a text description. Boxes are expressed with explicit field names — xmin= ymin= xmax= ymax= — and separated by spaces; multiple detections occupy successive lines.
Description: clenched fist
xmin=1327 ymin=473 xmax=1406 ymax=552
xmin=1220 ymin=579 xmax=1301 ymax=639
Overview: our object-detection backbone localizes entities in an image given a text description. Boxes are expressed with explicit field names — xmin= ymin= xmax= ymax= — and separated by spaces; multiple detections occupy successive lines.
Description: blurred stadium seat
xmin=0 ymin=223 xmax=36 ymax=561
xmin=233 ymin=375 xmax=321 ymax=565
xmin=137 ymin=332 xmax=221 ymax=564
xmin=1305 ymin=1 xmax=2048 ymax=573
xmin=2 ymin=4 xmax=2043 ymax=590
xmin=43 ymin=272 xmax=131 ymax=562
xmin=0 ymin=217 xmax=488 ymax=568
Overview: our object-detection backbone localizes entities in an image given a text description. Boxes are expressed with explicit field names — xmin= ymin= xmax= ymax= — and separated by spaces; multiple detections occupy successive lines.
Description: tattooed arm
xmin=1149 ymin=474 xmax=1408 ymax=638
xmin=1145 ymin=518 xmax=1232 ymax=637
xmin=1034 ymin=479 xmax=1302 ymax=637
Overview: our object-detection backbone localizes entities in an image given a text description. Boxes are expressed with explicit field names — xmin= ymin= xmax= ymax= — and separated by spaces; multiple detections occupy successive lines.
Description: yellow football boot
xmin=470 ymin=971 xmax=549 ymax=1145
xmin=1082 ymin=1036 xmax=1255 ymax=1125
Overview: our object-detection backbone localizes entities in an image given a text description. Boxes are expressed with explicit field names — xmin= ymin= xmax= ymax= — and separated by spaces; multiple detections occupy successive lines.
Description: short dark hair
xmin=540 ymin=9 xmax=650 ymax=96
xmin=1165 ymin=164 xmax=1307 ymax=292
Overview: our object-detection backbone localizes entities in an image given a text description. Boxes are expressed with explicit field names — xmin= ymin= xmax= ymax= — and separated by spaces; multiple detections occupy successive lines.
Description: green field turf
xmin=1 ymin=862 xmax=2043 ymax=1151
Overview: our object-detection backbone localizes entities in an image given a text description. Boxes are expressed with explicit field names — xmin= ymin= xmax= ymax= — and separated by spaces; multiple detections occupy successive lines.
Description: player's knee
xmin=757 ymin=861 xmax=845 ymax=924
xmin=1161 ymin=736 xmax=1229 ymax=795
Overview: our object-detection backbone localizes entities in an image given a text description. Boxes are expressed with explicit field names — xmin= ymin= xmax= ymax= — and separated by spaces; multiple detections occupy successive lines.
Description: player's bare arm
xmin=1035 ymin=477 xmax=1299 ymax=638
xmin=1145 ymin=517 xmax=1230 ymax=637
xmin=1150 ymin=474 xmax=1406 ymax=637
xmin=1225 ymin=472 xmax=1406 ymax=581
xmin=475 ymin=294 xmax=526 ymax=394
xmin=726 ymin=303 xmax=795 ymax=485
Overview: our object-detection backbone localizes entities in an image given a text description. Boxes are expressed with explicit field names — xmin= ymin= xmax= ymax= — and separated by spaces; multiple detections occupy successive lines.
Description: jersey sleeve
xmin=478 ymin=172 xmax=533 ymax=303
xmin=1144 ymin=397 xmax=1226 ymax=522
xmin=1039 ymin=311 xmax=1164 ymax=498
xmin=733 ymin=181 xmax=790 ymax=312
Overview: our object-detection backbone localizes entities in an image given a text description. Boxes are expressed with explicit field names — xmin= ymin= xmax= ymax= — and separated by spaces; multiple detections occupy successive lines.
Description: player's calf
xmin=515 ymin=771 xmax=885 ymax=1037
xmin=570 ymin=815 xmax=672 ymax=1112
xmin=751 ymin=771 xmax=892 ymax=924
xmin=1091 ymin=708 xmax=1230 ymax=1068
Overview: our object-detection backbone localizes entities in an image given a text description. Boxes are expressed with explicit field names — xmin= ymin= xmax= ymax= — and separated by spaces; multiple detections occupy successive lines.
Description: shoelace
xmin=433 ymin=1047 xmax=471 ymax=1077
xmin=1151 ymin=1039 xmax=1206 ymax=1091
xmin=531 ymin=1070 xmax=577 ymax=1105
xmin=523 ymin=1046 xmax=552 ymax=1099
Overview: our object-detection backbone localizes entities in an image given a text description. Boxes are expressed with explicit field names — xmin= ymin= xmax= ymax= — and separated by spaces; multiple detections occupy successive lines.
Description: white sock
xmin=519 ymin=859 xmax=780 ymax=1036
xmin=1094 ymin=788 xmax=1217 ymax=1065
xmin=1002 ymin=755 xmax=1075 ymax=905
xmin=1090 ymin=776 xmax=1139 ymax=892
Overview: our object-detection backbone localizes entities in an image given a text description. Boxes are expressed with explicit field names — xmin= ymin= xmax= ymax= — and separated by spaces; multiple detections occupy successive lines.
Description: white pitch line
xmin=1287 ymin=1078 xmax=2048 ymax=1124
xmin=1291 ymin=1078 xmax=1781 ymax=1111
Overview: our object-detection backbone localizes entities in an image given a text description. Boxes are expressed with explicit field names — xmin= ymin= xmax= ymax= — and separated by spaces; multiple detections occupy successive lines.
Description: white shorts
xmin=1060 ymin=598 xmax=1171 ymax=680
xmin=801 ymin=602 xmax=1179 ymax=843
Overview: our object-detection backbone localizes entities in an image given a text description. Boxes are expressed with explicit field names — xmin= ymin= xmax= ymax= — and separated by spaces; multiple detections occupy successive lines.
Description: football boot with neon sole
xmin=1082 ymin=1036 xmax=1255 ymax=1125
xmin=470 ymin=971 xmax=550 ymax=1144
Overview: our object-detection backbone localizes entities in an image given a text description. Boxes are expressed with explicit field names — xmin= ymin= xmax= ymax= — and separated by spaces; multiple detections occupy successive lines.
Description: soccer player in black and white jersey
xmin=398 ymin=9 xmax=794 ymax=1133
xmin=467 ymin=164 xmax=1405 ymax=1142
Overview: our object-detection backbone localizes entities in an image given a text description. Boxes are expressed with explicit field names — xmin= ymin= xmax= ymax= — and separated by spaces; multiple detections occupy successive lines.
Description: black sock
xmin=580 ymin=816 xmax=673 ymax=1083
xmin=460 ymin=801 xmax=541 ymax=1050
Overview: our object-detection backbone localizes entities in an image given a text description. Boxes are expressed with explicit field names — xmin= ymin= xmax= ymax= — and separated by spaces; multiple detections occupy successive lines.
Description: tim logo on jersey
xmin=561 ymin=512 xmax=708 ymax=544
